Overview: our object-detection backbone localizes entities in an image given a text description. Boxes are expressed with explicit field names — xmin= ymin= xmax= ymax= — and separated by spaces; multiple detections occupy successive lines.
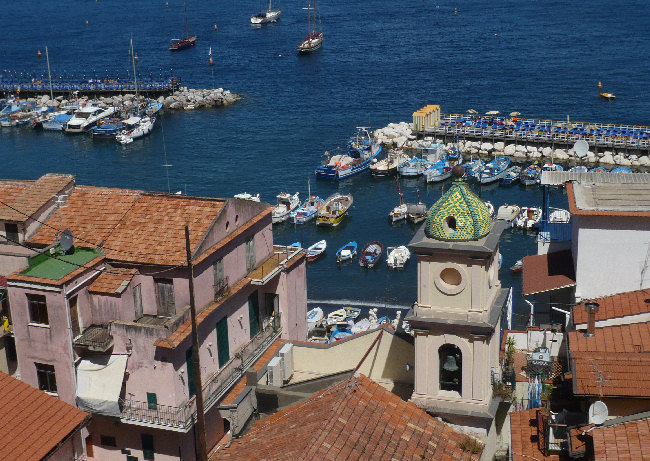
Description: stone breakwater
xmin=375 ymin=122 xmax=650 ymax=167
xmin=24 ymin=87 xmax=240 ymax=111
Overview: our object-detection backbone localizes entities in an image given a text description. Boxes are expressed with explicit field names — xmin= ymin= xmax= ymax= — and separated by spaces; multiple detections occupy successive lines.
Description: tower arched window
xmin=439 ymin=344 xmax=462 ymax=394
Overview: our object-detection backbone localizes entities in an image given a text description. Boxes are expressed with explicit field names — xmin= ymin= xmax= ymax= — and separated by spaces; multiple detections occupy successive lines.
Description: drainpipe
xmin=584 ymin=302 xmax=599 ymax=338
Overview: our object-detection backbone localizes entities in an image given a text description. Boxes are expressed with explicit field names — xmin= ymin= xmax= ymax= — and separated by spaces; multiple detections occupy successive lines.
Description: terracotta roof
xmin=573 ymin=289 xmax=650 ymax=325
xmin=591 ymin=417 xmax=650 ymax=460
xmin=509 ymin=409 xmax=560 ymax=461
xmin=0 ymin=174 xmax=74 ymax=222
xmin=213 ymin=374 xmax=482 ymax=461
xmin=0 ymin=371 xmax=89 ymax=461
xmin=572 ymin=354 xmax=650 ymax=397
xmin=29 ymin=186 xmax=225 ymax=266
xmin=88 ymin=268 xmax=138 ymax=295
xmin=523 ymin=250 xmax=576 ymax=296
xmin=567 ymin=425 xmax=592 ymax=458
xmin=568 ymin=322 xmax=650 ymax=354
xmin=567 ymin=182 xmax=650 ymax=217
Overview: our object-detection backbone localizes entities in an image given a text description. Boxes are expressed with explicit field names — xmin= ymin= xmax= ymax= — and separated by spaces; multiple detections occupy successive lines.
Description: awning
xmin=522 ymin=250 xmax=576 ymax=296
xmin=76 ymin=354 xmax=127 ymax=417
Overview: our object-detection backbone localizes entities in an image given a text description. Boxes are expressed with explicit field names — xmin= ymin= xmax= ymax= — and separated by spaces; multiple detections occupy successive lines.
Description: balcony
xmin=73 ymin=325 xmax=113 ymax=352
xmin=118 ymin=313 xmax=282 ymax=431
xmin=249 ymin=245 xmax=303 ymax=286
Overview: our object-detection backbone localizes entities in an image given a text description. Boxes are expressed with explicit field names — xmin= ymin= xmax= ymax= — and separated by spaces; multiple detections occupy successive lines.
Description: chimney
xmin=584 ymin=302 xmax=600 ymax=338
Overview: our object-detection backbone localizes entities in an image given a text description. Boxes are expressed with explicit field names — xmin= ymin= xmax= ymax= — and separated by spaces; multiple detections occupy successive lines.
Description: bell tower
xmin=406 ymin=165 xmax=508 ymax=441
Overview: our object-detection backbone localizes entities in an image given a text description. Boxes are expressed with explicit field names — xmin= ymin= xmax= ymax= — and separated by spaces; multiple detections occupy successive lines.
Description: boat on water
xmin=251 ymin=0 xmax=281 ymax=24
xmin=271 ymin=192 xmax=300 ymax=223
xmin=336 ymin=241 xmax=357 ymax=263
xmin=511 ymin=259 xmax=523 ymax=273
xmin=386 ymin=245 xmax=410 ymax=269
xmin=479 ymin=156 xmax=510 ymax=184
xmin=307 ymin=307 xmax=324 ymax=333
xmin=496 ymin=204 xmax=521 ymax=227
xmin=316 ymin=193 xmax=353 ymax=227
xmin=65 ymin=103 xmax=115 ymax=133
xmin=611 ymin=166 xmax=632 ymax=173
xmin=359 ymin=241 xmax=383 ymax=269
xmin=407 ymin=201 xmax=427 ymax=224
xmin=370 ymin=149 xmax=410 ymax=176
xmin=344 ymin=307 xmax=361 ymax=320
xmin=170 ymin=2 xmax=197 ymax=50
xmin=315 ymin=127 xmax=382 ymax=180
xmin=446 ymin=146 xmax=462 ymax=165
xmin=515 ymin=207 xmax=542 ymax=229
xmin=589 ymin=166 xmax=607 ymax=173
xmin=520 ymin=163 xmax=541 ymax=186
xmin=306 ymin=240 xmax=326 ymax=262
xmin=568 ymin=165 xmax=589 ymax=173
xmin=463 ymin=157 xmax=484 ymax=180
xmin=397 ymin=156 xmax=429 ymax=177
xmin=297 ymin=0 xmax=322 ymax=52
xmin=234 ymin=192 xmax=260 ymax=201
xmin=424 ymin=159 xmax=453 ymax=183
xmin=291 ymin=195 xmax=324 ymax=224
xmin=485 ymin=201 xmax=495 ymax=219
xmin=42 ymin=111 xmax=74 ymax=131
xmin=499 ymin=165 xmax=522 ymax=186
xmin=388 ymin=179 xmax=407 ymax=223
xmin=542 ymin=162 xmax=564 ymax=172
xmin=30 ymin=107 xmax=56 ymax=129
xmin=599 ymin=92 xmax=615 ymax=100
xmin=91 ymin=118 xmax=124 ymax=139
xmin=549 ymin=207 xmax=570 ymax=223
xmin=116 ymin=115 xmax=156 ymax=144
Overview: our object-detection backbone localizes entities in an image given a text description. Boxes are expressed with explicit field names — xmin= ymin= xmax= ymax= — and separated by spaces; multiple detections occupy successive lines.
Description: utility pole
xmin=185 ymin=226 xmax=207 ymax=461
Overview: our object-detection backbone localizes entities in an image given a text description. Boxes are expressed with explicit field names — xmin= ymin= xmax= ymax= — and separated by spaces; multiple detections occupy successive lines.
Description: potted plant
xmin=540 ymin=384 xmax=554 ymax=408
xmin=504 ymin=337 xmax=516 ymax=369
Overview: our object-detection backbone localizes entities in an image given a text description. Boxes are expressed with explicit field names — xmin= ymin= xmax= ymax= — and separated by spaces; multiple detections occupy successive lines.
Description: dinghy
xmin=306 ymin=240 xmax=327 ymax=262
xmin=496 ymin=204 xmax=521 ymax=227
xmin=386 ymin=246 xmax=410 ymax=269
xmin=336 ymin=241 xmax=357 ymax=263
xmin=359 ymin=241 xmax=383 ymax=268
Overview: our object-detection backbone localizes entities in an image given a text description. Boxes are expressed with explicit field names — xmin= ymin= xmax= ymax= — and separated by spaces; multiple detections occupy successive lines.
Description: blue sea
xmin=2 ymin=0 xmax=649 ymax=328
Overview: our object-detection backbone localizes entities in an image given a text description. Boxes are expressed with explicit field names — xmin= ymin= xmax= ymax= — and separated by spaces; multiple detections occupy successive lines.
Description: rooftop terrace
xmin=19 ymin=246 xmax=103 ymax=281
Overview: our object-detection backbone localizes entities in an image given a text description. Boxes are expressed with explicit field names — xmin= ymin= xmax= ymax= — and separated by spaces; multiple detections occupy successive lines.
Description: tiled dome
xmin=424 ymin=166 xmax=492 ymax=241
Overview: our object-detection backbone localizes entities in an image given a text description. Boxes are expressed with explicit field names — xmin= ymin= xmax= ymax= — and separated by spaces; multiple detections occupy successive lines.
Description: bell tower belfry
xmin=406 ymin=165 xmax=508 ymax=441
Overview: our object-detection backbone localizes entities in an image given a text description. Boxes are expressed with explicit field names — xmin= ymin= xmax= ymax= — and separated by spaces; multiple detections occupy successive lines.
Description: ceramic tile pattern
xmin=509 ymin=409 xmax=560 ymax=461
xmin=572 ymin=289 xmax=650 ymax=325
xmin=0 ymin=173 xmax=73 ymax=222
xmin=213 ymin=374 xmax=482 ymax=461
xmin=591 ymin=418 xmax=650 ymax=460
xmin=0 ymin=371 xmax=88 ymax=461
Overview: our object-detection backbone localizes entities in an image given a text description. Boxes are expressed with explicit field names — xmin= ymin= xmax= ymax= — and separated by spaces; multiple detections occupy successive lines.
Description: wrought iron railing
xmin=119 ymin=398 xmax=191 ymax=428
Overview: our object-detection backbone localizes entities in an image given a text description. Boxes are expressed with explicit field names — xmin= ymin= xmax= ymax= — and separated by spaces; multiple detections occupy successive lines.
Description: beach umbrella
xmin=486 ymin=110 xmax=500 ymax=115
xmin=466 ymin=109 xmax=478 ymax=114
xmin=510 ymin=111 xmax=521 ymax=116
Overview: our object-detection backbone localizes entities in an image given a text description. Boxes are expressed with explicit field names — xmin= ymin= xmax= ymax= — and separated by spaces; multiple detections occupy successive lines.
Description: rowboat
xmin=316 ymin=193 xmax=353 ymax=227
xmin=359 ymin=241 xmax=383 ymax=269
xmin=306 ymin=240 xmax=327 ymax=262
xmin=336 ymin=241 xmax=357 ymax=263
xmin=479 ymin=156 xmax=510 ymax=184
xmin=386 ymin=245 xmax=410 ymax=269
xmin=511 ymin=260 xmax=523 ymax=273
xmin=520 ymin=164 xmax=541 ymax=186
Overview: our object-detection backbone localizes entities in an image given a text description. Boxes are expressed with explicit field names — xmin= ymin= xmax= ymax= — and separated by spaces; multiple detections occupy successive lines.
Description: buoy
xmin=598 ymin=81 xmax=603 ymax=89
xmin=134 ymin=55 xmax=139 ymax=63
xmin=214 ymin=24 xmax=218 ymax=31
xmin=494 ymin=33 xmax=498 ymax=37
xmin=209 ymin=57 xmax=213 ymax=66
xmin=37 ymin=50 xmax=42 ymax=57
xmin=454 ymin=7 xmax=457 ymax=15
xmin=85 ymin=20 xmax=89 ymax=25
xmin=166 ymin=1 xmax=168 ymax=6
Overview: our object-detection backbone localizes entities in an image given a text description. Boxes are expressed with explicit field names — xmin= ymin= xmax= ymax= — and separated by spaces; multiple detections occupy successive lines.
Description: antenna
xmin=60 ymin=229 xmax=74 ymax=253
xmin=588 ymin=401 xmax=608 ymax=425
xmin=53 ymin=194 xmax=68 ymax=237
xmin=573 ymin=139 xmax=589 ymax=159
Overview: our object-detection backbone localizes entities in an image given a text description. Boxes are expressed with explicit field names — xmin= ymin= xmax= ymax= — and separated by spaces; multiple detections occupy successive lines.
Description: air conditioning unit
xmin=267 ymin=356 xmax=283 ymax=387
xmin=279 ymin=343 xmax=294 ymax=381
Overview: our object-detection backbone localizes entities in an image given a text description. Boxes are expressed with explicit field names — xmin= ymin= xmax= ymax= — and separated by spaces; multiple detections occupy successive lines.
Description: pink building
xmin=4 ymin=179 xmax=307 ymax=460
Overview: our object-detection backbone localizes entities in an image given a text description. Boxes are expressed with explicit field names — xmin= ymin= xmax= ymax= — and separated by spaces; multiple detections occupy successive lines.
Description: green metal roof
xmin=20 ymin=246 xmax=103 ymax=281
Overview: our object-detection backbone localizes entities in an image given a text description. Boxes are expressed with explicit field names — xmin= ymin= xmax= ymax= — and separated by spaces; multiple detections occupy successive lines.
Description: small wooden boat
xmin=515 ymin=207 xmax=542 ymax=229
xmin=499 ymin=165 xmax=522 ymax=186
xmin=370 ymin=149 xmax=410 ymax=176
xmin=520 ymin=164 xmax=541 ymax=186
xmin=479 ymin=156 xmax=511 ymax=184
xmin=511 ymin=259 xmax=523 ymax=273
xmin=389 ymin=203 xmax=407 ymax=223
xmin=386 ymin=245 xmax=410 ymax=269
xmin=599 ymin=92 xmax=615 ymax=100
xmin=336 ymin=241 xmax=357 ymax=263
xmin=496 ymin=204 xmax=521 ymax=227
xmin=272 ymin=192 xmax=300 ymax=223
xmin=316 ymin=193 xmax=353 ymax=227
xmin=306 ymin=240 xmax=327 ymax=262
xmin=359 ymin=241 xmax=383 ymax=268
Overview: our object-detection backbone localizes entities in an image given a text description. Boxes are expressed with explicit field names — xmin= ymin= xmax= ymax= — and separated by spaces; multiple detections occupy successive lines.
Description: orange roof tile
xmin=573 ymin=289 xmax=650 ymax=325
xmin=212 ymin=374 xmax=482 ymax=461
xmin=523 ymin=250 xmax=576 ymax=296
xmin=568 ymin=322 xmax=650 ymax=355
xmin=88 ymin=268 xmax=138 ymax=295
xmin=0 ymin=371 xmax=89 ymax=461
xmin=572 ymin=354 xmax=650 ymax=397
xmin=29 ymin=186 xmax=225 ymax=266
xmin=0 ymin=174 xmax=73 ymax=222
xmin=509 ymin=409 xmax=560 ymax=461
xmin=591 ymin=418 xmax=650 ymax=460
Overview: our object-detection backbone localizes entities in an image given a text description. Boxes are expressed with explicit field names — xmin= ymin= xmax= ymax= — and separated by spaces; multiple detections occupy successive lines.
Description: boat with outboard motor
xmin=306 ymin=240 xmax=327 ymax=262
xmin=315 ymin=127 xmax=381 ymax=180
xmin=336 ymin=241 xmax=357 ymax=263
xmin=479 ymin=156 xmax=510 ymax=184
xmin=65 ymin=103 xmax=115 ymax=133
xmin=272 ymin=192 xmax=300 ymax=223
xmin=520 ymin=163 xmax=541 ymax=186
xmin=316 ymin=193 xmax=353 ymax=226
xmin=386 ymin=245 xmax=410 ymax=269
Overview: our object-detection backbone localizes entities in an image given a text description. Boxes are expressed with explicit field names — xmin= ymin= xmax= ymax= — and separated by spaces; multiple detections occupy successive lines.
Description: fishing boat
xmin=397 ymin=156 xmax=429 ymax=177
xmin=297 ymin=0 xmax=322 ymax=52
xmin=549 ymin=207 xmax=570 ymax=223
xmin=520 ymin=163 xmax=541 ymax=186
xmin=42 ymin=111 xmax=74 ymax=131
xmin=307 ymin=307 xmax=324 ymax=333
xmin=314 ymin=127 xmax=382 ymax=180
xmin=169 ymin=3 xmax=197 ymax=50
xmin=336 ymin=241 xmax=357 ymax=263
xmin=511 ymin=259 xmax=523 ymax=273
xmin=271 ymin=192 xmax=300 ymax=223
xmin=116 ymin=115 xmax=156 ymax=144
xmin=446 ymin=146 xmax=462 ymax=165
xmin=463 ymin=157 xmax=484 ymax=180
xmin=499 ymin=165 xmax=522 ymax=186
xmin=407 ymin=202 xmax=427 ymax=224
xmin=479 ymin=156 xmax=511 ymax=184
xmin=291 ymin=196 xmax=324 ymax=224
xmin=515 ymin=207 xmax=542 ymax=229
xmin=234 ymin=192 xmax=260 ymax=201
xmin=91 ymin=118 xmax=124 ymax=139
xmin=386 ymin=245 xmax=410 ymax=269
xmin=424 ymin=160 xmax=453 ymax=183
xmin=370 ymin=149 xmax=410 ymax=176
xmin=65 ymin=103 xmax=115 ymax=133
xmin=611 ymin=166 xmax=632 ymax=173
xmin=389 ymin=179 xmax=407 ymax=222
xmin=359 ymin=241 xmax=383 ymax=269
xmin=568 ymin=165 xmax=588 ymax=173
xmin=496 ymin=204 xmax=521 ymax=227
xmin=306 ymin=240 xmax=327 ymax=262
xmin=316 ymin=193 xmax=353 ymax=227
xmin=251 ymin=0 xmax=281 ymax=23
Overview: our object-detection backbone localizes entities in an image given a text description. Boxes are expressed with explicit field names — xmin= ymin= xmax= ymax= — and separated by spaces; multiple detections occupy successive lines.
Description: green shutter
xmin=216 ymin=317 xmax=230 ymax=368
xmin=146 ymin=392 xmax=158 ymax=410
xmin=141 ymin=434 xmax=154 ymax=460
xmin=186 ymin=348 xmax=195 ymax=397
xmin=248 ymin=292 xmax=260 ymax=338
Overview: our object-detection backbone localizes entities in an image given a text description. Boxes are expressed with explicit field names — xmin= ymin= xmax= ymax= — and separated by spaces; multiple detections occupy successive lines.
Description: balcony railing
xmin=118 ymin=313 xmax=282 ymax=430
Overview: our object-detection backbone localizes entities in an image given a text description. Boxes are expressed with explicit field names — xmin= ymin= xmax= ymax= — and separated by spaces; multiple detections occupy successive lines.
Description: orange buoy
xmin=214 ymin=24 xmax=218 ymax=31
xmin=598 ymin=81 xmax=603 ymax=89
xmin=85 ymin=20 xmax=89 ymax=25
xmin=209 ymin=57 xmax=214 ymax=66
xmin=37 ymin=50 xmax=42 ymax=57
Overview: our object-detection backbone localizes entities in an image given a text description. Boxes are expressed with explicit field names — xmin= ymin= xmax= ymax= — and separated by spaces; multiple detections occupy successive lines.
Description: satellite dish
xmin=60 ymin=229 xmax=74 ymax=253
xmin=573 ymin=139 xmax=589 ymax=159
xmin=588 ymin=400 xmax=608 ymax=425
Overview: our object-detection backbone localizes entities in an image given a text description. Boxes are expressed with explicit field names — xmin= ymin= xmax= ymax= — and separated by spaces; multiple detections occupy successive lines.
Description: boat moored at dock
xmin=65 ymin=103 xmax=115 ymax=133
xmin=315 ymin=127 xmax=382 ymax=180
xmin=479 ymin=156 xmax=510 ymax=184
xmin=272 ymin=192 xmax=300 ymax=223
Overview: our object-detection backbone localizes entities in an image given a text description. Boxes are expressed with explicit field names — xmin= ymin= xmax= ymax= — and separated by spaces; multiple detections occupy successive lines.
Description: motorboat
xmin=316 ymin=193 xmax=353 ymax=227
xmin=116 ymin=115 xmax=156 ymax=144
xmin=389 ymin=203 xmax=408 ymax=223
xmin=515 ymin=207 xmax=542 ymax=229
xmin=548 ymin=207 xmax=570 ymax=223
xmin=386 ymin=245 xmax=410 ymax=269
xmin=599 ymin=92 xmax=615 ymax=100
xmin=271 ymin=192 xmax=300 ymax=223
xmin=251 ymin=0 xmax=281 ymax=23
xmin=344 ymin=307 xmax=361 ymax=320
xmin=291 ymin=195 xmax=324 ymax=224
xmin=307 ymin=307 xmax=324 ymax=333
xmin=424 ymin=160 xmax=453 ymax=183
xmin=397 ymin=156 xmax=429 ymax=177
xmin=42 ymin=111 xmax=74 ymax=131
xmin=91 ymin=118 xmax=124 ymax=139
xmin=65 ymin=103 xmax=115 ymax=133
xmin=370 ymin=149 xmax=410 ymax=176
xmin=306 ymin=240 xmax=327 ymax=262
xmin=234 ymin=192 xmax=260 ymax=202
xmin=520 ymin=163 xmax=541 ymax=186
xmin=496 ymin=204 xmax=521 ymax=227
xmin=315 ymin=127 xmax=382 ymax=180
xmin=479 ymin=156 xmax=511 ymax=184
xmin=359 ymin=241 xmax=383 ymax=268
xmin=499 ymin=165 xmax=522 ymax=186
xmin=511 ymin=260 xmax=523 ymax=273
xmin=407 ymin=202 xmax=427 ymax=224
xmin=336 ymin=241 xmax=357 ymax=263
xmin=542 ymin=162 xmax=564 ymax=172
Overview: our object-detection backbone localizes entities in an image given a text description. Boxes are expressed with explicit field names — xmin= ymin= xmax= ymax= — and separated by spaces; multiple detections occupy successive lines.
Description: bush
xmin=459 ymin=436 xmax=482 ymax=454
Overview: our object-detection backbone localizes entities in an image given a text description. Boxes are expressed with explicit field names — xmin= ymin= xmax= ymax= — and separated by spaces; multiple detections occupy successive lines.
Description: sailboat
xmin=297 ymin=0 xmax=323 ymax=52
xmin=251 ymin=0 xmax=281 ymax=24
xmin=170 ymin=2 xmax=197 ymax=51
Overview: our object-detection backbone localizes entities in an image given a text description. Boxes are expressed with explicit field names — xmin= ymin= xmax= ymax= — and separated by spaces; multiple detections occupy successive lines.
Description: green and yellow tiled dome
xmin=425 ymin=167 xmax=492 ymax=241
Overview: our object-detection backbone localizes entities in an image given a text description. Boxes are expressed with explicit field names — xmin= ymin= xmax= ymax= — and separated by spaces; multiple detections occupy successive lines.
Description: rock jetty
xmin=374 ymin=122 xmax=650 ymax=167
xmin=26 ymin=87 xmax=240 ymax=112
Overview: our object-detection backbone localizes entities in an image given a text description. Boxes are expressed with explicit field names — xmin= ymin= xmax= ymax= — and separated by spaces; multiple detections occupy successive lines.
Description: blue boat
xmin=145 ymin=101 xmax=163 ymax=116
xmin=611 ymin=166 xmax=632 ymax=173
xmin=499 ymin=165 xmax=522 ymax=186
xmin=92 ymin=118 xmax=125 ymax=139
xmin=397 ymin=156 xmax=429 ymax=177
xmin=315 ymin=127 xmax=382 ymax=180
xmin=336 ymin=241 xmax=357 ymax=263
xmin=520 ymin=164 xmax=541 ymax=186
xmin=542 ymin=162 xmax=564 ymax=172
xmin=479 ymin=156 xmax=510 ymax=184
xmin=424 ymin=160 xmax=452 ymax=183
xmin=589 ymin=166 xmax=607 ymax=173
xmin=446 ymin=146 xmax=462 ymax=165
xmin=329 ymin=326 xmax=353 ymax=343
xmin=291 ymin=195 xmax=325 ymax=224
xmin=463 ymin=158 xmax=484 ymax=179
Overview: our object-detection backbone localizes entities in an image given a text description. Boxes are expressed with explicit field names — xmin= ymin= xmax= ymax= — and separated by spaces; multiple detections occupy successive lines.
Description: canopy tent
xmin=76 ymin=354 xmax=128 ymax=417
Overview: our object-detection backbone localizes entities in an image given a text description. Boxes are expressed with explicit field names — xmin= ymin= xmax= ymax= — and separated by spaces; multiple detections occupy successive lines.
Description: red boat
xmin=511 ymin=259 xmax=523 ymax=273
xmin=170 ymin=3 xmax=197 ymax=51
xmin=359 ymin=241 xmax=383 ymax=269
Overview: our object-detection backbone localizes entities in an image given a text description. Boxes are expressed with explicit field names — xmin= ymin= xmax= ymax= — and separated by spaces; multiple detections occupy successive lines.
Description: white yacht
xmin=65 ymin=103 xmax=115 ymax=133
xmin=251 ymin=0 xmax=281 ymax=24
xmin=116 ymin=116 xmax=156 ymax=145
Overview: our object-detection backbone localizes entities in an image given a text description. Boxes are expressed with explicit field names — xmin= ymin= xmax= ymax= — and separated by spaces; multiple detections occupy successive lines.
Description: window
xmin=28 ymin=294 xmax=49 ymax=325
xmin=213 ymin=258 xmax=226 ymax=298
xmin=35 ymin=362 xmax=57 ymax=393
xmin=100 ymin=435 xmax=117 ymax=447
xmin=133 ymin=284 xmax=143 ymax=320
xmin=141 ymin=434 xmax=154 ymax=460
xmin=248 ymin=292 xmax=260 ymax=338
xmin=146 ymin=392 xmax=158 ymax=410
xmin=216 ymin=317 xmax=230 ymax=368
xmin=245 ymin=237 xmax=256 ymax=272
xmin=4 ymin=223 xmax=18 ymax=244
xmin=154 ymin=278 xmax=175 ymax=317
xmin=439 ymin=344 xmax=462 ymax=394
xmin=69 ymin=295 xmax=80 ymax=338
